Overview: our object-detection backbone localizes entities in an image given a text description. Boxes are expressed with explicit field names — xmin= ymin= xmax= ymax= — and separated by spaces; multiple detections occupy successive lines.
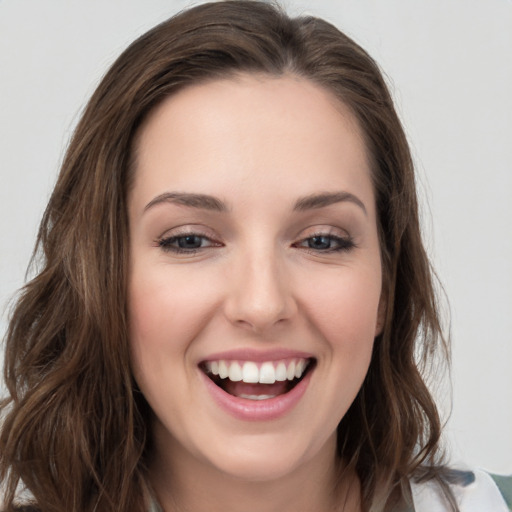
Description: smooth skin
xmin=128 ymin=74 xmax=384 ymax=512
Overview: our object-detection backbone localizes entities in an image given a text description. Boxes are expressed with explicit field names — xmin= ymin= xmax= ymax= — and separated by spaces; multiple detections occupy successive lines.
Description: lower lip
xmin=200 ymin=368 xmax=313 ymax=421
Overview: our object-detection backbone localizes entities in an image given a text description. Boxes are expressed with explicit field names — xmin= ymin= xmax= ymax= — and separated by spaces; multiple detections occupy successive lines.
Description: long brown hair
xmin=1 ymin=1 xmax=451 ymax=511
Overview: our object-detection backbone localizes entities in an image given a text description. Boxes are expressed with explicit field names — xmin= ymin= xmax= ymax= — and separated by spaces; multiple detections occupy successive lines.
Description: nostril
xmin=225 ymin=297 xmax=297 ymax=332
xmin=222 ymin=264 xmax=297 ymax=331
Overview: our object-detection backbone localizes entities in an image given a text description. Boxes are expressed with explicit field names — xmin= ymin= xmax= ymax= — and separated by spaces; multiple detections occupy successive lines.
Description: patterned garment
xmin=410 ymin=469 xmax=512 ymax=511
xmin=149 ymin=469 xmax=512 ymax=511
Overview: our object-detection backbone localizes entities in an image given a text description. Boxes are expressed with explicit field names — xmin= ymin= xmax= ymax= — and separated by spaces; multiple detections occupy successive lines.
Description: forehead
xmin=130 ymin=73 xmax=374 ymax=215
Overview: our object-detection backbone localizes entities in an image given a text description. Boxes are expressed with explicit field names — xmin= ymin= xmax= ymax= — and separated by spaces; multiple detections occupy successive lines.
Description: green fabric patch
xmin=491 ymin=473 xmax=512 ymax=510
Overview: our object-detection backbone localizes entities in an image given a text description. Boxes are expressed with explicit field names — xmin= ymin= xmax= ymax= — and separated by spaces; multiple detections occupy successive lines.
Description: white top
xmin=411 ymin=469 xmax=510 ymax=511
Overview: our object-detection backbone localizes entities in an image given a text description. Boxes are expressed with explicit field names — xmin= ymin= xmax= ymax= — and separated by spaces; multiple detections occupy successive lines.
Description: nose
xmin=223 ymin=247 xmax=297 ymax=333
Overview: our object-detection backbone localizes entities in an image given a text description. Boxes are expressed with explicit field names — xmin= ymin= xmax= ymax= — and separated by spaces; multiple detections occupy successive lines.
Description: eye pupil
xmin=309 ymin=236 xmax=331 ymax=249
xmin=178 ymin=235 xmax=202 ymax=248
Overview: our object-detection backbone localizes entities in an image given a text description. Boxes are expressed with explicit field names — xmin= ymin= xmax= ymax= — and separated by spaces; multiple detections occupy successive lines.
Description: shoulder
xmin=410 ymin=468 xmax=512 ymax=511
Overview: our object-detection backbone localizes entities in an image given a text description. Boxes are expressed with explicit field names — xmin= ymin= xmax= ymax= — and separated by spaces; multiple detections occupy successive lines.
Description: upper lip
xmin=199 ymin=348 xmax=315 ymax=364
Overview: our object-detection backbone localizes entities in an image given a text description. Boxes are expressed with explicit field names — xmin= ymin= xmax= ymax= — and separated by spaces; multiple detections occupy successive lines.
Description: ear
xmin=374 ymin=292 xmax=387 ymax=337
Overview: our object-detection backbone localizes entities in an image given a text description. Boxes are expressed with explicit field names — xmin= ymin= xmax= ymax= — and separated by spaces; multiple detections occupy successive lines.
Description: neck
xmin=149 ymin=435 xmax=361 ymax=512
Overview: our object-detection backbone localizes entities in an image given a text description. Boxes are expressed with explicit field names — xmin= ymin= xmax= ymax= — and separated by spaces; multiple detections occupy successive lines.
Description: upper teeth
xmin=204 ymin=359 xmax=309 ymax=384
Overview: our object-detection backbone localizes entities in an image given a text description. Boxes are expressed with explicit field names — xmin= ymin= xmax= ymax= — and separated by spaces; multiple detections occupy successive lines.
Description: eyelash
xmin=293 ymin=233 xmax=356 ymax=254
xmin=157 ymin=232 xmax=355 ymax=255
xmin=157 ymin=232 xmax=219 ymax=254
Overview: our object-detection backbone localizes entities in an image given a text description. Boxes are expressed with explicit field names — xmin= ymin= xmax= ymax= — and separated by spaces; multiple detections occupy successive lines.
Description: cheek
xmin=303 ymin=265 xmax=382 ymax=357
xmin=128 ymin=267 xmax=217 ymax=346
xmin=127 ymin=270 xmax=215 ymax=417
xmin=127 ymin=271 xmax=200 ymax=386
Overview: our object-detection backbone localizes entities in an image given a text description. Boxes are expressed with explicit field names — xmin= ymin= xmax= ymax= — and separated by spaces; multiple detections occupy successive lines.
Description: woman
xmin=0 ymin=1 xmax=510 ymax=511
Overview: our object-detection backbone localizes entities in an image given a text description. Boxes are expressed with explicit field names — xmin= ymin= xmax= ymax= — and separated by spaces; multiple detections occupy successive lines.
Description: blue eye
xmin=307 ymin=236 xmax=334 ymax=250
xmin=296 ymin=234 xmax=355 ymax=253
xmin=158 ymin=233 xmax=216 ymax=253
xmin=175 ymin=235 xmax=205 ymax=249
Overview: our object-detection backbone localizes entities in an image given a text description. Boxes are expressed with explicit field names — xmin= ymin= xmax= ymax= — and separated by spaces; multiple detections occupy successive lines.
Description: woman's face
xmin=128 ymin=74 xmax=384 ymax=483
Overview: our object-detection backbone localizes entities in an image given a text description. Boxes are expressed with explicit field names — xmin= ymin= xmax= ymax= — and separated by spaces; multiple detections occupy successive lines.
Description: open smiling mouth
xmin=200 ymin=358 xmax=316 ymax=400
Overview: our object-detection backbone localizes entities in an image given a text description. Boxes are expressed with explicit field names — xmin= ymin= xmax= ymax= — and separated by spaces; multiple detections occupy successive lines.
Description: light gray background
xmin=1 ymin=0 xmax=511 ymax=474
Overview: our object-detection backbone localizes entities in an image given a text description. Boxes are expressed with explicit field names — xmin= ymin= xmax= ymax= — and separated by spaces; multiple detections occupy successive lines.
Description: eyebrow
xmin=143 ymin=190 xmax=367 ymax=215
xmin=144 ymin=192 xmax=228 ymax=213
xmin=293 ymin=191 xmax=367 ymax=215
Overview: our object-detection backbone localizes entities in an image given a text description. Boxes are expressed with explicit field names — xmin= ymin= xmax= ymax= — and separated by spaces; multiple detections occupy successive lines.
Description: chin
xmin=202 ymin=432 xmax=328 ymax=484
xmin=215 ymin=453 xmax=305 ymax=483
